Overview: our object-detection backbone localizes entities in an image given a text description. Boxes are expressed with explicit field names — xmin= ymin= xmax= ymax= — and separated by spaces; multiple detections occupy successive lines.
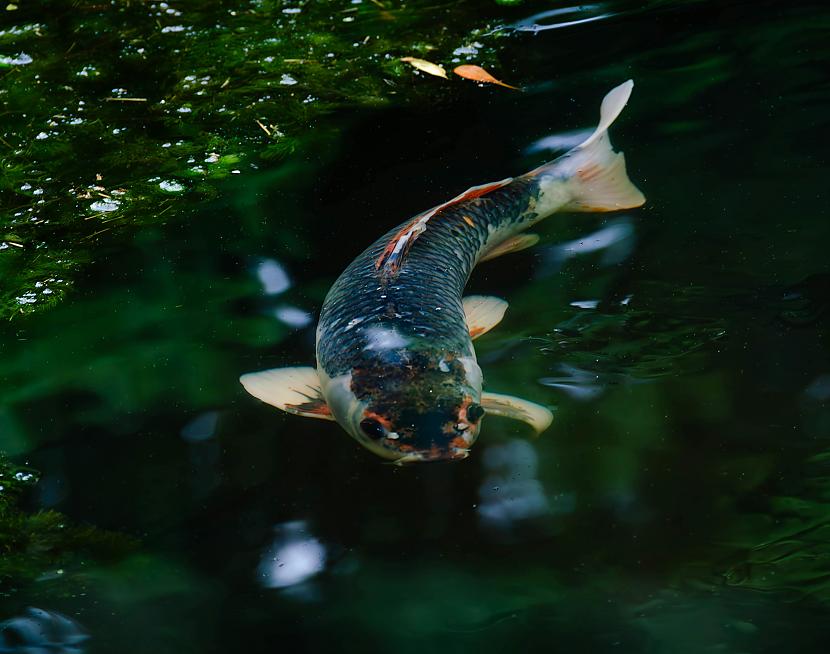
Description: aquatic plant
xmin=1 ymin=0 xmax=508 ymax=320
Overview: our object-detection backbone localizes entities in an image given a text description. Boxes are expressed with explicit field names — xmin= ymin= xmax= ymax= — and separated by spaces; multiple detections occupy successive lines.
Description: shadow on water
xmin=1 ymin=0 xmax=830 ymax=652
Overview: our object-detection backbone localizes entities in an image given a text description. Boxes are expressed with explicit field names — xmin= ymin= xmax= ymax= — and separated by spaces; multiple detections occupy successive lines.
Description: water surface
xmin=2 ymin=1 xmax=830 ymax=652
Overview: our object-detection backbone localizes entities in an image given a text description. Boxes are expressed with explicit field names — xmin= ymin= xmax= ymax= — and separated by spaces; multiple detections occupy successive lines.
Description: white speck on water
xmin=282 ymin=7 xmax=301 ymax=14
xmin=342 ymin=16 xmax=354 ymax=22
xmin=452 ymin=42 xmax=483 ymax=58
xmin=570 ymin=300 xmax=599 ymax=309
xmin=0 ymin=52 xmax=33 ymax=65
xmin=231 ymin=169 xmax=241 ymax=174
xmin=16 ymin=292 xmax=38 ymax=304
xmin=35 ymin=131 xmax=49 ymax=140
xmin=76 ymin=65 xmax=98 ymax=77
xmin=177 ymin=106 xmax=192 ymax=113
xmin=204 ymin=152 xmax=220 ymax=163
xmin=162 ymin=142 xmax=172 ymax=148
xmin=90 ymin=199 xmax=120 ymax=212
xmin=159 ymin=180 xmax=185 ymax=193
xmin=20 ymin=183 xmax=31 ymax=191
xmin=32 ymin=188 xmax=43 ymax=196
xmin=161 ymin=25 xmax=187 ymax=33
xmin=279 ymin=74 xmax=298 ymax=86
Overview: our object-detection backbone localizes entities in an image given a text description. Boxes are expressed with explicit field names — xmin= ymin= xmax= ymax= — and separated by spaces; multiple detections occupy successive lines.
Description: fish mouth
xmin=392 ymin=447 xmax=470 ymax=466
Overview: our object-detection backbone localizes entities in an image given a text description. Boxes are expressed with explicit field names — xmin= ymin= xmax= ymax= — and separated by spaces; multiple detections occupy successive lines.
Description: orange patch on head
xmin=450 ymin=435 xmax=469 ymax=450
xmin=363 ymin=410 xmax=394 ymax=431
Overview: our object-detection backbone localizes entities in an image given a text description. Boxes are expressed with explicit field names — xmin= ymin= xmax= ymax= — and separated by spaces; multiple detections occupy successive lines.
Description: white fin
xmin=481 ymin=391 xmax=553 ymax=434
xmin=239 ymin=366 xmax=335 ymax=421
xmin=463 ymin=295 xmax=509 ymax=339
xmin=564 ymin=80 xmax=646 ymax=212
xmin=479 ymin=233 xmax=540 ymax=263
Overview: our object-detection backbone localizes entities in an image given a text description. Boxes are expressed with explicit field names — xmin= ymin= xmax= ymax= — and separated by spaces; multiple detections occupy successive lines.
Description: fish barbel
xmin=241 ymin=80 xmax=645 ymax=464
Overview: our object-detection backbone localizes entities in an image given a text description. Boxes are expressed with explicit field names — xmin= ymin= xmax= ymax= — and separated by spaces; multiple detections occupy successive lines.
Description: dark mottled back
xmin=317 ymin=175 xmax=539 ymax=376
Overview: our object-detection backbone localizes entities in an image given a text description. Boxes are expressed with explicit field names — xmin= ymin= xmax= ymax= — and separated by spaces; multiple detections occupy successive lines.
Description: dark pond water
xmin=2 ymin=0 xmax=830 ymax=652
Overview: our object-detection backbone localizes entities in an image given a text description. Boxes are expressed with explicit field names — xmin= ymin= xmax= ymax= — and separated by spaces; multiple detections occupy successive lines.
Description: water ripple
xmin=512 ymin=5 xmax=614 ymax=34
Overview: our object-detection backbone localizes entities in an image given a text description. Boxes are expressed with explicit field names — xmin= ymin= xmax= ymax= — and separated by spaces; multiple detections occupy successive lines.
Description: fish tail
xmin=541 ymin=80 xmax=646 ymax=212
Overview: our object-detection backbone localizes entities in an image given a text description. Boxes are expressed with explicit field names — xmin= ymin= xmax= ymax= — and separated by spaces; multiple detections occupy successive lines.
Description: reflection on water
xmin=539 ymin=364 xmax=606 ymax=400
xmin=258 ymin=521 xmax=327 ymax=593
xmin=2 ymin=0 xmax=830 ymax=651
xmin=511 ymin=5 xmax=615 ymax=33
xmin=256 ymin=259 xmax=291 ymax=296
xmin=540 ymin=217 xmax=636 ymax=274
xmin=478 ymin=440 xmax=555 ymax=540
xmin=524 ymin=129 xmax=591 ymax=155
xmin=0 ymin=608 xmax=87 ymax=654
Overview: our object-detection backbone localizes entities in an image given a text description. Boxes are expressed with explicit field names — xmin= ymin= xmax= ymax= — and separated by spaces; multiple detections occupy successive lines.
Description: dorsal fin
xmin=376 ymin=178 xmax=512 ymax=275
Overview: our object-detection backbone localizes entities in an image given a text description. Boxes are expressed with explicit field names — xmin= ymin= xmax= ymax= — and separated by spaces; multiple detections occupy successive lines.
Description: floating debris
xmin=400 ymin=56 xmax=447 ymax=79
xmin=453 ymin=64 xmax=518 ymax=89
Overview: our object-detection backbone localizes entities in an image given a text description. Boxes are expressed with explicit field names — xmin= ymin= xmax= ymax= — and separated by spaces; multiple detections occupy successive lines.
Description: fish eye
xmin=467 ymin=403 xmax=485 ymax=423
xmin=360 ymin=418 xmax=386 ymax=440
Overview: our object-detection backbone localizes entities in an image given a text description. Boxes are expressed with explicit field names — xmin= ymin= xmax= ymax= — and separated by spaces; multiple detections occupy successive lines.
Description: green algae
xmin=1 ymin=0 xmax=509 ymax=320
xmin=0 ymin=454 xmax=133 ymax=589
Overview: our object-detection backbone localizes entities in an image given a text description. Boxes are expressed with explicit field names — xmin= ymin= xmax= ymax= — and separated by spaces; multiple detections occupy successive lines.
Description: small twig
xmin=255 ymin=119 xmax=271 ymax=137
xmin=220 ymin=77 xmax=230 ymax=89
xmin=81 ymin=228 xmax=110 ymax=241
xmin=104 ymin=97 xmax=148 ymax=102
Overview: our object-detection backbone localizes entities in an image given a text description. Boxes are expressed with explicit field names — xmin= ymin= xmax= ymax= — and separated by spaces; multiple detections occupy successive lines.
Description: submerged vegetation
xmin=1 ymin=0 xmax=508 ymax=319
xmin=0 ymin=454 xmax=131 ymax=588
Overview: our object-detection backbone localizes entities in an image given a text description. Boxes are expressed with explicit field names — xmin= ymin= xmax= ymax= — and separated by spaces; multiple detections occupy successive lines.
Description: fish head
xmin=320 ymin=348 xmax=485 ymax=463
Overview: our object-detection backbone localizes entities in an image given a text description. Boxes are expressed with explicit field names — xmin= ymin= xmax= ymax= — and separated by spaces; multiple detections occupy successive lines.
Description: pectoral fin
xmin=481 ymin=391 xmax=553 ymax=434
xmin=479 ymin=233 xmax=540 ymax=262
xmin=239 ymin=367 xmax=334 ymax=421
xmin=463 ymin=295 xmax=509 ymax=339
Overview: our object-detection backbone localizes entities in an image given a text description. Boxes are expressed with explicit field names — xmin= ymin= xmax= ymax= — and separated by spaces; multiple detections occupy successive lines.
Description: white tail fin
xmin=563 ymin=80 xmax=645 ymax=212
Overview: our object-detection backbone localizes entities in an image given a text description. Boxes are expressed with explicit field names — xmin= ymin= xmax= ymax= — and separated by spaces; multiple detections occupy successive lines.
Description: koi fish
xmin=240 ymin=80 xmax=645 ymax=464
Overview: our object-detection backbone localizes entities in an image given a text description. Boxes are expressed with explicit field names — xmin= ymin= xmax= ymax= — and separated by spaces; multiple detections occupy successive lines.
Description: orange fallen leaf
xmin=400 ymin=57 xmax=447 ymax=79
xmin=453 ymin=65 xmax=518 ymax=90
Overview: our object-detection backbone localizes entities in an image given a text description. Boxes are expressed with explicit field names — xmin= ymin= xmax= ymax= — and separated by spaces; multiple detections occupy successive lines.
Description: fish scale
xmin=317 ymin=177 xmax=539 ymax=377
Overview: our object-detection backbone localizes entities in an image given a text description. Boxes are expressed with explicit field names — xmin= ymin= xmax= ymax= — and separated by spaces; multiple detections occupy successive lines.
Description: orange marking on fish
xmin=375 ymin=179 xmax=512 ymax=275
xmin=469 ymin=326 xmax=486 ymax=338
xmin=286 ymin=401 xmax=332 ymax=417
xmin=375 ymin=218 xmax=423 ymax=271
xmin=462 ymin=215 xmax=475 ymax=227
xmin=577 ymin=164 xmax=602 ymax=182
